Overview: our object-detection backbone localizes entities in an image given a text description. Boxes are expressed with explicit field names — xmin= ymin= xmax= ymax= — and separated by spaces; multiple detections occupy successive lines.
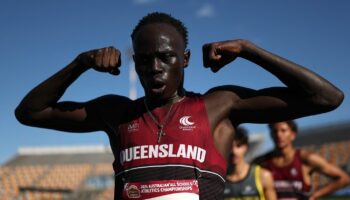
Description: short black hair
xmin=233 ymin=127 xmax=249 ymax=146
xmin=131 ymin=12 xmax=188 ymax=48
xmin=268 ymin=120 xmax=298 ymax=133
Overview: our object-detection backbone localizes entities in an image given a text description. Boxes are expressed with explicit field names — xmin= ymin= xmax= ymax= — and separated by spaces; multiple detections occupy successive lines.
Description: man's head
xmin=131 ymin=12 xmax=188 ymax=49
xmin=268 ymin=121 xmax=298 ymax=149
xmin=231 ymin=127 xmax=249 ymax=165
xmin=131 ymin=12 xmax=190 ymax=100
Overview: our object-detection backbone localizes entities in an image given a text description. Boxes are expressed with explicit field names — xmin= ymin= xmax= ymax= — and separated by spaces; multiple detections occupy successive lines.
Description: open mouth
xmin=150 ymin=82 xmax=166 ymax=93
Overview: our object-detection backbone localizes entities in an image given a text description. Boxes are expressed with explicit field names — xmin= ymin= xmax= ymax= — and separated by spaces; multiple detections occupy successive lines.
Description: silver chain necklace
xmin=143 ymin=97 xmax=184 ymax=143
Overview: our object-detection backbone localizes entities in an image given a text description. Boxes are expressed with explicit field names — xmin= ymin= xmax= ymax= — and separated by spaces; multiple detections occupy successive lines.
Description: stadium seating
xmin=1 ymin=139 xmax=349 ymax=199
xmin=305 ymin=141 xmax=350 ymax=190
xmin=0 ymin=163 xmax=114 ymax=200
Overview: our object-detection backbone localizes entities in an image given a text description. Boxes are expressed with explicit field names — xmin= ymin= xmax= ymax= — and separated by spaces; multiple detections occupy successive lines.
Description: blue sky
xmin=1 ymin=0 xmax=349 ymax=164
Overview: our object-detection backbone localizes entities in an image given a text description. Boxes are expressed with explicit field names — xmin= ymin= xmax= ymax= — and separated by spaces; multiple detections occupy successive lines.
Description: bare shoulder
xmin=87 ymin=94 xmax=131 ymax=112
xmin=258 ymin=166 xmax=275 ymax=187
xmin=87 ymin=94 xmax=133 ymax=123
xmin=260 ymin=167 xmax=273 ymax=179
xmin=299 ymin=149 xmax=328 ymax=170
xmin=204 ymin=85 xmax=257 ymax=126
xmin=299 ymin=149 xmax=319 ymax=163
xmin=90 ymin=94 xmax=132 ymax=107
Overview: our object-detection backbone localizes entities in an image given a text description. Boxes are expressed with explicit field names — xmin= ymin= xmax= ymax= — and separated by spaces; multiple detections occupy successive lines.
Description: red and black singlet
xmin=260 ymin=150 xmax=311 ymax=200
xmin=112 ymin=93 xmax=226 ymax=200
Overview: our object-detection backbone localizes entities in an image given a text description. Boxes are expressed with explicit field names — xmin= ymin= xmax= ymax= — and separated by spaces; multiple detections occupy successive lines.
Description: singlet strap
xmin=254 ymin=165 xmax=265 ymax=200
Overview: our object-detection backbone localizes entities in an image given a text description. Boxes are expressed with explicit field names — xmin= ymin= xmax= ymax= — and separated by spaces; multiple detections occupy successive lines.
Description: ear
xmin=291 ymin=132 xmax=297 ymax=141
xmin=183 ymin=49 xmax=191 ymax=68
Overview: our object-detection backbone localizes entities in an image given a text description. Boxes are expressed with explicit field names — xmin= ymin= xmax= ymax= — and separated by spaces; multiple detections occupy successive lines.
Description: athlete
xmin=15 ymin=12 xmax=344 ymax=200
xmin=223 ymin=126 xmax=277 ymax=200
xmin=255 ymin=121 xmax=350 ymax=200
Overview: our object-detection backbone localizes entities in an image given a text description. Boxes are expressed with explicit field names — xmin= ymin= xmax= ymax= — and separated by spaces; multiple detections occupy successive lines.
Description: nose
xmin=150 ymin=57 xmax=163 ymax=73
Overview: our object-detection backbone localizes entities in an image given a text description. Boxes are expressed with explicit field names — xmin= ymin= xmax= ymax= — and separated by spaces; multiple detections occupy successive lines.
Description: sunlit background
xmin=1 ymin=1 xmax=349 ymax=199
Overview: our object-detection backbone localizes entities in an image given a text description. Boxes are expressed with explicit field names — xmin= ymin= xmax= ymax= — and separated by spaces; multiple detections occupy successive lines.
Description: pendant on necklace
xmin=157 ymin=125 xmax=166 ymax=143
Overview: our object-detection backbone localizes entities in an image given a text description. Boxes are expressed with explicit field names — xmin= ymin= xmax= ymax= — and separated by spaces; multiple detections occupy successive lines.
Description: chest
xmin=117 ymin=100 xmax=209 ymax=148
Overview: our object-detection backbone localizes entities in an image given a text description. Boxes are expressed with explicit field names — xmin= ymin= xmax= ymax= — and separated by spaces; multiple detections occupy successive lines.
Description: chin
xmin=277 ymin=144 xmax=287 ymax=149
xmin=233 ymin=158 xmax=241 ymax=164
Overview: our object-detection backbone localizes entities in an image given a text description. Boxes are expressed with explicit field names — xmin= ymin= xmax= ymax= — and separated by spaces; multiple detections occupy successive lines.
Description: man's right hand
xmin=76 ymin=47 xmax=121 ymax=75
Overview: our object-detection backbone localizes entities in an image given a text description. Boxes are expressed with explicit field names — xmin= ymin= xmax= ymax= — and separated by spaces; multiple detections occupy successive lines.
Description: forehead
xmin=272 ymin=122 xmax=290 ymax=130
xmin=132 ymin=23 xmax=185 ymax=53
xmin=232 ymin=140 xmax=247 ymax=146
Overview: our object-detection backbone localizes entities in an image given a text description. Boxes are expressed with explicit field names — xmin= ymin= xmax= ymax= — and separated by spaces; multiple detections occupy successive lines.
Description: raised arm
xmin=15 ymin=47 xmax=127 ymax=132
xmin=303 ymin=151 xmax=350 ymax=200
xmin=203 ymin=39 xmax=344 ymax=126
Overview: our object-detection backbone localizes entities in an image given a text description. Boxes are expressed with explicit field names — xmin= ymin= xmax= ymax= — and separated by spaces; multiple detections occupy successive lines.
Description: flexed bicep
xmin=16 ymin=95 xmax=130 ymax=133
xmin=207 ymin=85 xmax=332 ymax=125
xmin=231 ymin=86 xmax=335 ymax=124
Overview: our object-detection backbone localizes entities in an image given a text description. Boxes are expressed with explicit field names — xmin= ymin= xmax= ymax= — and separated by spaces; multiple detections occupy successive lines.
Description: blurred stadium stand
xmin=0 ymin=145 xmax=115 ymax=200
xmin=245 ymin=133 xmax=265 ymax=162
xmin=295 ymin=121 xmax=350 ymax=198
xmin=1 ymin=121 xmax=349 ymax=199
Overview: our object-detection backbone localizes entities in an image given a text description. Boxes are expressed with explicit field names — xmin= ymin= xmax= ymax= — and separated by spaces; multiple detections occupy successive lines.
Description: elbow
xmin=328 ymin=89 xmax=345 ymax=110
xmin=313 ymin=89 xmax=344 ymax=112
xmin=341 ymin=174 xmax=350 ymax=187
xmin=14 ymin=106 xmax=34 ymax=125
xmin=336 ymin=173 xmax=350 ymax=188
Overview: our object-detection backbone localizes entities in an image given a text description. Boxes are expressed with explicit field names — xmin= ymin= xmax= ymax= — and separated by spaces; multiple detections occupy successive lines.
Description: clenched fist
xmin=202 ymin=39 xmax=245 ymax=73
xmin=76 ymin=47 xmax=121 ymax=75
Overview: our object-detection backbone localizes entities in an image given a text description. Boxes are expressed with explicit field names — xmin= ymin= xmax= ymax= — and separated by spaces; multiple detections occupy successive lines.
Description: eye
xmin=158 ymin=52 xmax=175 ymax=63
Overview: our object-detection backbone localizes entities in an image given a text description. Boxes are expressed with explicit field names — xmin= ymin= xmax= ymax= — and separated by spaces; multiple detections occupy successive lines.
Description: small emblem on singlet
xmin=244 ymin=185 xmax=252 ymax=192
xmin=128 ymin=121 xmax=140 ymax=132
xmin=126 ymin=184 xmax=141 ymax=198
xmin=179 ymin=116 xmax=196 ymax=131
xmin=224 ymin=188 xmax=231 ymax=194
xmin=290 ymin=168 xmax=298 ymax=176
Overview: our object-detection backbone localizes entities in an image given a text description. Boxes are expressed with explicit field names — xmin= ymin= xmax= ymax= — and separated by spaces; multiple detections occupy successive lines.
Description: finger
xmin=102 ymin=48 xmax=110 ymax=67
xmin=109 ymin=47 xmax=117 ymax=67
xmin=210 ymin=56 xmax=234 ymax=73
xmin=95 ymin=49 xmax=103 ymax=66
xmin=209 ymin=46 xmax=222 ymax=64
xmin=109 ymin=48 xmax=121 ymax=75
xmin=209 ymin=47 xmax=220 ymax=60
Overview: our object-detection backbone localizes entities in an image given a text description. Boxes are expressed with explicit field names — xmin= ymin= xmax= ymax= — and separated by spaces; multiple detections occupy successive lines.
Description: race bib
xmin=122 ymin=179 xmax=199 ymax=200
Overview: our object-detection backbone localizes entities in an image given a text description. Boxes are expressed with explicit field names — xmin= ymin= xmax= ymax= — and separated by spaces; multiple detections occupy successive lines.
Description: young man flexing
xmin=255 ymin=121 xmax=350 ymax=200
xmin=15 ymin=12 xmax=344 ymax=199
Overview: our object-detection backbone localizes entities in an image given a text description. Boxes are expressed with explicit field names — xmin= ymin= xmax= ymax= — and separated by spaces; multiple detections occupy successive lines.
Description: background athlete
xmin=255 ymin=121 xmax=350 ymax=200
xmin=15 ymin=12 xmax=344 ymax=199
xmin=222 ymin=126 xmax=277 ymax=200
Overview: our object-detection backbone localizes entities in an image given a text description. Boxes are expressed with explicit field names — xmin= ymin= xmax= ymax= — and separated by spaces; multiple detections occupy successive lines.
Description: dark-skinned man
xmin=15 ymin=12 xmax=344 ymax=200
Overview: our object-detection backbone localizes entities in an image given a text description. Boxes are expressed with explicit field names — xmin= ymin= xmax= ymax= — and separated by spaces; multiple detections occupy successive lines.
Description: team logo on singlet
xmin=243 ymin=185 xmax=253 ymax=194
xmin=290 ymin=168 xmax=298 ymax=176
xmin=125 ymin=184 xmax=141 ymax=198
xmin=127 ymin=120 xmax=140 ymax=133
xmin=179 ymin=116 xmax=196 ymax=131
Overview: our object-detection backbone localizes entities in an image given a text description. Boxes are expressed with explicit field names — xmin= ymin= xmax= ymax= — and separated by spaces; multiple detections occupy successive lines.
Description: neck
xmin=275 ymin=144 xmax=295 ymax=157
xmin=145 ymin=90 xmax=185 ymax=108
xmin=232 ymin=160 xmax=249 ymax=176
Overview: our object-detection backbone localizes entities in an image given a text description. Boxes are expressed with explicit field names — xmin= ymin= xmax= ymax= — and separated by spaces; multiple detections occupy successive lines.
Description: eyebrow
xmin=135 ymin=50 xmax=176 ymax=56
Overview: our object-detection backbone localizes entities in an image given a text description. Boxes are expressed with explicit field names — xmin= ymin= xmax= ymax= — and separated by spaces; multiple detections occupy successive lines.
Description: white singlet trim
xmin=115 ymin=164 xmax=225 ymax=182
